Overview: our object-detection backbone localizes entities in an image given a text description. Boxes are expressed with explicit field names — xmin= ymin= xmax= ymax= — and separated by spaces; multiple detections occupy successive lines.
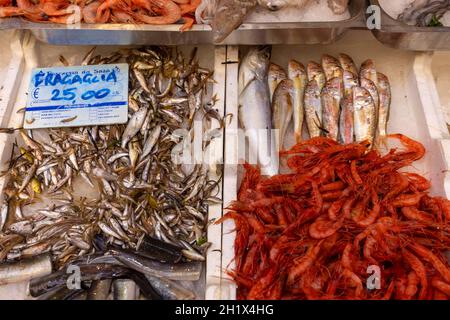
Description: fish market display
xmin=220 ymin=135 xmax=450 ymax=300
xmin=267 ymin=53 xmax=391 ymax=148
xmin=0 ymin=46 xmax=222 ymax=299
xmin=381 ymin=0 xmax=450 ymax=27
xmin=0 ymin=0 xmax=202 ymax=30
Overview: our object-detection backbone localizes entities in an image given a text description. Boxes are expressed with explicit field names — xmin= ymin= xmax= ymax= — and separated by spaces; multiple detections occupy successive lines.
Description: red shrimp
xmin=350 ymin=160 xmax=362 ymax=185
xmin=327 ymin=198 xmax=347 ymax=221
xmin=404 ymin=271 xmax=419 ymax=299
xmin=247 ymin=266 xmax=278 ymax=300
xmin=0 ymin=6 xmax=23 ymax=17
xmin=131 ymin=0 xmax=181 ymax=25
xmin=353 ymin=191 xmax=380 ymax=227
xmin=179 ymin=0 xmax=200 ymax=14
xmin=401 ymin=206 xmax=435 ymax=225
xmin=320 ymin=181 xmax=346 ymax=192
xmin=403 ymin=250 xmax=428 ymax=300
xmin=309 ymin=215 xmax=344 ymax=239
xmin=388 ymin=133 xmax=426 ymax=161
xmin=408 ymin=243 xmax=450 ymax=283
xmin=431 ymin=278 xmax=450 ymax=297
xmin=287 ymin=240 xmax=324 ymax=285
xmin=342 ymin=269 xmax=365 ymax=299
xmin=380 ymin=281 xmax=396 ymax=300
xmin=391 ymin=193 xmax=424 ymax=207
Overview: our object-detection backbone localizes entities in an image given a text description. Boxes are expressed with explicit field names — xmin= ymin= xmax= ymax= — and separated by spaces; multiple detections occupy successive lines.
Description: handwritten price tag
xmin=25 ymin=64 xmax=129 ymax=129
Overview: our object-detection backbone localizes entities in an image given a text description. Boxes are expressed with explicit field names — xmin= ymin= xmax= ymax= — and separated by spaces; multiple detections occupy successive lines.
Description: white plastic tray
xmin=0 ymin=31 xmax=227 ymax=300
xmin=219 ymin=30 xmax=450 ymax=299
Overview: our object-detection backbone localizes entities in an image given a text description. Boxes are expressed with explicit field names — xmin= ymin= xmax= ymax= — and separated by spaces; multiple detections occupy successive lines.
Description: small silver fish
xmin=141 ymin=125 xmax=161 ymax=160
xmin=121 ymin=107 xmax=148 ymax=148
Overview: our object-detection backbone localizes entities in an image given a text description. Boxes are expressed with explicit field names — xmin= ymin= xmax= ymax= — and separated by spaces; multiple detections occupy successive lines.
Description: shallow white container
xmin=219 ymin=30 xmax=450 ymax=300
xmin=0 ymin=31 xmax=228 ymax=300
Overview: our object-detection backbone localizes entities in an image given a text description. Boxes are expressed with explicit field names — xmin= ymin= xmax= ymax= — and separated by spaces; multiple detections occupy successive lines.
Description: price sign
xmin=24 ymin=63 xmax=129 ymax=129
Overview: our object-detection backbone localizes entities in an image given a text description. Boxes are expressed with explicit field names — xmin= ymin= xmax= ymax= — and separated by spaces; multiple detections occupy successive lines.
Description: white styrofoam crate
xmin=220 ymin=30 xmax=450 ymax=299
xmin=0 ymin=31 xmax=227 ymax=300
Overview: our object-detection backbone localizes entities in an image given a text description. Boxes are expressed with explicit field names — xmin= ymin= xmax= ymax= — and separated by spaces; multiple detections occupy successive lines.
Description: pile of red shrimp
xmin=220 ymin=134 xmax=450 ymax=300
xmin=0 ymin=0 xmax=200 ymax=31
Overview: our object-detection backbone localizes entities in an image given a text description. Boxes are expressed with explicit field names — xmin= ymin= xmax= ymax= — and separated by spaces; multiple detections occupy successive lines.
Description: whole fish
xmin=338 ymin=53 xmax=358 ymax=76
xmin=0 ymin=253 xmax=52 ymax=285
xmin=307 ymin=61 xmax=326 ymax=91
xmin=109 ymin=248 xmax=202 ymax=281
xmin=288 ymin=60 xmax=307 ymax=143
xmin=376 ymin=72 xmax=391 ymax=138
xmin=121 ymin=107 xmax=148 ymax=148
xmin=268 ymin=63 xmax=287 ymax=103
xmin=322 ymin=77 xmax=342 ymax=141
xmin=239 ymin=46 xmax=279 ymax=175
xmin=353 ymin=86 xmax=377 ymax=145
xmin=322 ymin=54 xmax=343 ymax=82
xmin=339 ymin=92 xmax=354 ymax=144
xmin=211 ymin=0 xmax=258 ymax=43
xmin=304 ymin=80 xmax=323 ymax=138
xmin=140 ymin=125 xmax=161 ymax=160
xmin=272 ymin=79 xmax=294 ymax=150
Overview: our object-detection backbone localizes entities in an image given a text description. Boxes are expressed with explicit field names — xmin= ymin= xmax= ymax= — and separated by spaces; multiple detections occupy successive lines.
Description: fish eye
xmin=268 ymin=4 xmax=279 ymax=11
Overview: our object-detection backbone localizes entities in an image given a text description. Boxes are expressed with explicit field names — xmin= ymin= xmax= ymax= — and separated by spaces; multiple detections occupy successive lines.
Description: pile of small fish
xmin=0 ymin=46 xmax=222 ymax=299
xmin=210 ymin=0 xmax=350 ymax=42
xmin=398 ymin=0 xmax=450 ymax=27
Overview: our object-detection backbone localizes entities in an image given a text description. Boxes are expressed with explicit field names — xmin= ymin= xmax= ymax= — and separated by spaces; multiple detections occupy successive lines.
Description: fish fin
xmin=313 ymin=111 xmax=328 ymax=134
